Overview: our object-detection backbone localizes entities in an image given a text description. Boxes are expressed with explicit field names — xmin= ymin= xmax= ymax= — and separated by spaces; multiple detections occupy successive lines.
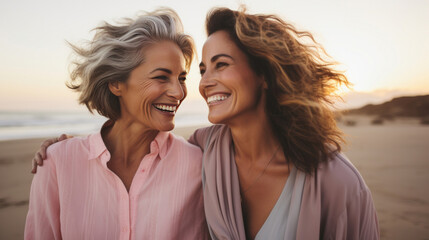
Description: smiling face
xmin=111 ymin=40 xmax=187 ymax=131
xmin=199 ymin=30 xmax=266 ymax=125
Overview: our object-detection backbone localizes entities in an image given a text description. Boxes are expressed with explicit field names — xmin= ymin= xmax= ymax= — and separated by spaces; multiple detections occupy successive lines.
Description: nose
xmin=199 ymin=70 xmax=216 ymax=96
xmin=167 ymin=80 xmax=186 ymax=101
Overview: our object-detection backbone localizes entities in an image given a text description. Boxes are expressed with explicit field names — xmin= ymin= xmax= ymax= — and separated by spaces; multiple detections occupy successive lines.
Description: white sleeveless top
xmin=255 ymin=166 xmax=306 ymax=240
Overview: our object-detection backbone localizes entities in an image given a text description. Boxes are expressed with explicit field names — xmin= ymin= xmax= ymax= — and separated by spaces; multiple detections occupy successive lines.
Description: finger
xmin=31 ymin=159 xmax=37 ymax=174
xmin=40 ymin=139 xmax=56 ymax=159
xmin=36 ymin=152 xmax=44 ymax=166
xmin=59 ymin=134 xmax=68 ymax=141
xmin=34 ymin=153 xmax=41 ymax=166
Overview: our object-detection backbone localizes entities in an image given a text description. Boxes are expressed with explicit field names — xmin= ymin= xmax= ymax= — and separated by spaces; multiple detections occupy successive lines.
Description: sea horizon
xmin=0 ymin=109 xmax=210 ymax=141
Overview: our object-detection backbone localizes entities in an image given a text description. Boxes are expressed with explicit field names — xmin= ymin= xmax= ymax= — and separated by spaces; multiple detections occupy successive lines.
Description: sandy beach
xmin=1 ymin=120 xmax=428 ymax=239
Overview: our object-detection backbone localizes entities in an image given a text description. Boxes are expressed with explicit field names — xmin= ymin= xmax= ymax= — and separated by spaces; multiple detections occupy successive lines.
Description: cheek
xmin=240 ymin=71 xmax=263 ymax=94
xmin=182 ymin=84 xmax=188 ymax=99
xmin=198 ymin=81 xmax=205 ymax=97
xmin=135 ymin=81 xmax=158 ymax=116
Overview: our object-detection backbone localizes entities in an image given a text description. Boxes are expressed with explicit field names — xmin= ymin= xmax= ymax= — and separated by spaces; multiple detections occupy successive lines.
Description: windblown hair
xmin=206 ymin=7 xmax=350 ymax=174
xmin=68 ymin=8 xmax=195 ymax=120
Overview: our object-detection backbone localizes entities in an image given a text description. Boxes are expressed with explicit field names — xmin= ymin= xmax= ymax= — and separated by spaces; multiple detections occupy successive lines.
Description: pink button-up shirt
xmin=25 ymin=130 xmax=209 ymax=240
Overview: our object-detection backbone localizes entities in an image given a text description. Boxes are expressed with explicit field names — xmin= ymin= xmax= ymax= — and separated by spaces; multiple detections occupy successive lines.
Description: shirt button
xmin=141 ymin=169 xmax=145 ymax=173
xmin=122 ymin=226 xmax=128 ymax=232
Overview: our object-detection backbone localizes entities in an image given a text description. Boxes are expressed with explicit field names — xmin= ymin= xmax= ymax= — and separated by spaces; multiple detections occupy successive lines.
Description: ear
xmin=108 ymin=81 xmax=123 ymax=96
xmin=262 ymin=81 xmax=268 ymax=90
xmin=261 ymin=75 xmax=268 ymax=90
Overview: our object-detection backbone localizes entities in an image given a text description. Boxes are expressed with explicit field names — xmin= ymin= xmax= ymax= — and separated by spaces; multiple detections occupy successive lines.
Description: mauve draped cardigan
xmin=189 ymin=124 xmax=379 ymax=240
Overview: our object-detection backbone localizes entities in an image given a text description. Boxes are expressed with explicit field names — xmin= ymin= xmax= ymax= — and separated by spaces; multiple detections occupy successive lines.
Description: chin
xmin=158 ymin=123 xmax=175 ymax=132
xmin=208 ymin=114 xmax=226 ymax=125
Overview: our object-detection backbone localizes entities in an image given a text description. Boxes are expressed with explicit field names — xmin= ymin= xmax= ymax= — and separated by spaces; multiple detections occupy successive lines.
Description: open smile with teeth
xmin=207 ymin=94 xmax=230 ymax=104
xmin=153 ymin=104 xmax=177 ymax=112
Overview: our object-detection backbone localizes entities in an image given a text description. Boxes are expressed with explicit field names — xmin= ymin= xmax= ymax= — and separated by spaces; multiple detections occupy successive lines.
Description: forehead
xmin=202 ymin=30 xmax=241 ymax=60
xmin=143 ymin=41 xmax=186 ymax=70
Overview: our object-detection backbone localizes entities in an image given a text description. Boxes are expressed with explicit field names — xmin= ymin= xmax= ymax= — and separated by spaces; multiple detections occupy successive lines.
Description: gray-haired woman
xmin=25 ymin=9 xmax=209 ymax=240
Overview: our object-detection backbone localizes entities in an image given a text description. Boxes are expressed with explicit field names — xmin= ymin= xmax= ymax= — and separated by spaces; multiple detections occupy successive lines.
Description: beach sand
xmin=1 ymin=120 xmax=428 ymax=239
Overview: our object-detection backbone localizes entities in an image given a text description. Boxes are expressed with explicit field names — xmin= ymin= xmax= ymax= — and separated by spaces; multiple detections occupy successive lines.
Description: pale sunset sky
xmin=1 ymin=0 xmax=428 ymax=112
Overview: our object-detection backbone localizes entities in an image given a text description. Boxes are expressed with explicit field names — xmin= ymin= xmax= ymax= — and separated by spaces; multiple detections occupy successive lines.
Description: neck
xmin=229 ymin=112 xmax=280 ymax=163
xmin=102 ymin=119 xmax=159 ymax=166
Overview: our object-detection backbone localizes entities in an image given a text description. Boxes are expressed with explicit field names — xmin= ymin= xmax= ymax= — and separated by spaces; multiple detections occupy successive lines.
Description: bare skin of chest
xmin=237 ymin=161 xmax=290 ymax=239
xmin=107 ymin=158 xmax=141 ymax=192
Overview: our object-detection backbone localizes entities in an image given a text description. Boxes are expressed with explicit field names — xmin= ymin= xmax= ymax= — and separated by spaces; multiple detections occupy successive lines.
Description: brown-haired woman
xmin=190 ymin=7 xmax=379 ymax=239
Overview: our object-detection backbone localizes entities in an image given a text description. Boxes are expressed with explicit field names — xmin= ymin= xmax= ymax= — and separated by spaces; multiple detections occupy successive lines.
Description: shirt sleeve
xmin=188 ymin=126 xmax=212 ymax=150
xmin=24 ymin=153 xmax=61 ymax=239
xmin=358 ymin=188 xmax=379 ymax=239
xmin=332 ymin=188 xmax=380 ymax=240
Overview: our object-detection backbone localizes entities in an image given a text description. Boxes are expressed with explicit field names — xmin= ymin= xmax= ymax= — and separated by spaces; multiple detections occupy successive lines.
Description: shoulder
xmin=46 ymin=134 xmax=94 ymax=163
xmin=315 ymin=153 xmax=379 ymax=239
xmin=168 ymin=132 xmax=203 ymax=159
xmin=299 ymin=153 xmax=379 ymax=239
xmin=317 ymin=152 xmax=369 ymax=195
xmin=188 ymin=125 xmax=228 ymax=149
xmin=34 ymin=134 xmax=94 ymax=178
xmin=193 ymin=124 xmax=225 ymax=137
xmin=314 ymin=152 xmax=375 ymax=218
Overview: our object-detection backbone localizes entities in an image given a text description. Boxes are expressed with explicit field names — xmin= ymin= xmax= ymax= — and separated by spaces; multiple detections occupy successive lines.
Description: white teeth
xmin=154 ymin=104 xmax=177 ymax=112
xmin=207 ymin=95 xmax=229 ymax=104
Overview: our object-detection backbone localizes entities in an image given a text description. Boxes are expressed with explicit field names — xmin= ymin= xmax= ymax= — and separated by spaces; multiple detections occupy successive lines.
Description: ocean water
xmin=0 ymin=110 xmax=210 ymax=141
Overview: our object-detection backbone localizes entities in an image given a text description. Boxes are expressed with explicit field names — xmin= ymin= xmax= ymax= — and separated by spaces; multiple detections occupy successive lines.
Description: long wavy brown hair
xmin=206 ymin=7 xmax=350 ymax=174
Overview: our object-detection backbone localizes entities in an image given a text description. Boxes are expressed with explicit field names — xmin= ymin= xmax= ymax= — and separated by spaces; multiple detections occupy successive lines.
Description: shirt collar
xmin=151 ymin=131 xmax=170 ymax=159
xmin=88 ymin=132 xmax=108 ymax=160
xmin=87 ymin=120 xmax=171 ymax=160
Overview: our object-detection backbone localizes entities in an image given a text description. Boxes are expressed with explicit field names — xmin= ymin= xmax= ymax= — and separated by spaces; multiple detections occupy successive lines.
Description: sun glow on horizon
xmin=1 ymin=0 xmax=428 ymax=112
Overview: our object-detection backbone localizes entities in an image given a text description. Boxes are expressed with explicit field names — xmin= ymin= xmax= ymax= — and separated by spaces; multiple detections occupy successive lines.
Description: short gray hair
xmin=67 ymin=8 xmax=195 ymax=120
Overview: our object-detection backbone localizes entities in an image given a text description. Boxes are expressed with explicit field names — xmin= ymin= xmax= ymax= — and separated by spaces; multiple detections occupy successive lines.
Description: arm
xmin=31 ymin=134 xmax=71 ymax=173
xmin=332 ymin=188 xmax=379 ymax=240
xmin=187 ymin=126 xmax=213 ymax=150
xmin=357 ymin=188 xmax=379 ymax=239
xmin=25 ymin=151 xmax=62 ymax=239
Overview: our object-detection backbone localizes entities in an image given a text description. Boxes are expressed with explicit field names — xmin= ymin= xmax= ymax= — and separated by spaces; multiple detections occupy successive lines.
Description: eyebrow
xmin=150 ymin=68 xmax=187 ymax=75
xmin=199 ymin=54 xmax=233 ymax=67
xmin=150 ymin=68 xmax=172 ymax=74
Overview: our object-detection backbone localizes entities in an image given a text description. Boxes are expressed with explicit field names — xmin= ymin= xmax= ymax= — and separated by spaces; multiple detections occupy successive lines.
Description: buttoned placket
xmin=98 ymin=151 xmax=128 ymax=239
xmin=127 ymin=141 xmax=160 ymax=239
xmin=98 ymin=141 xmax=161 ymax=240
